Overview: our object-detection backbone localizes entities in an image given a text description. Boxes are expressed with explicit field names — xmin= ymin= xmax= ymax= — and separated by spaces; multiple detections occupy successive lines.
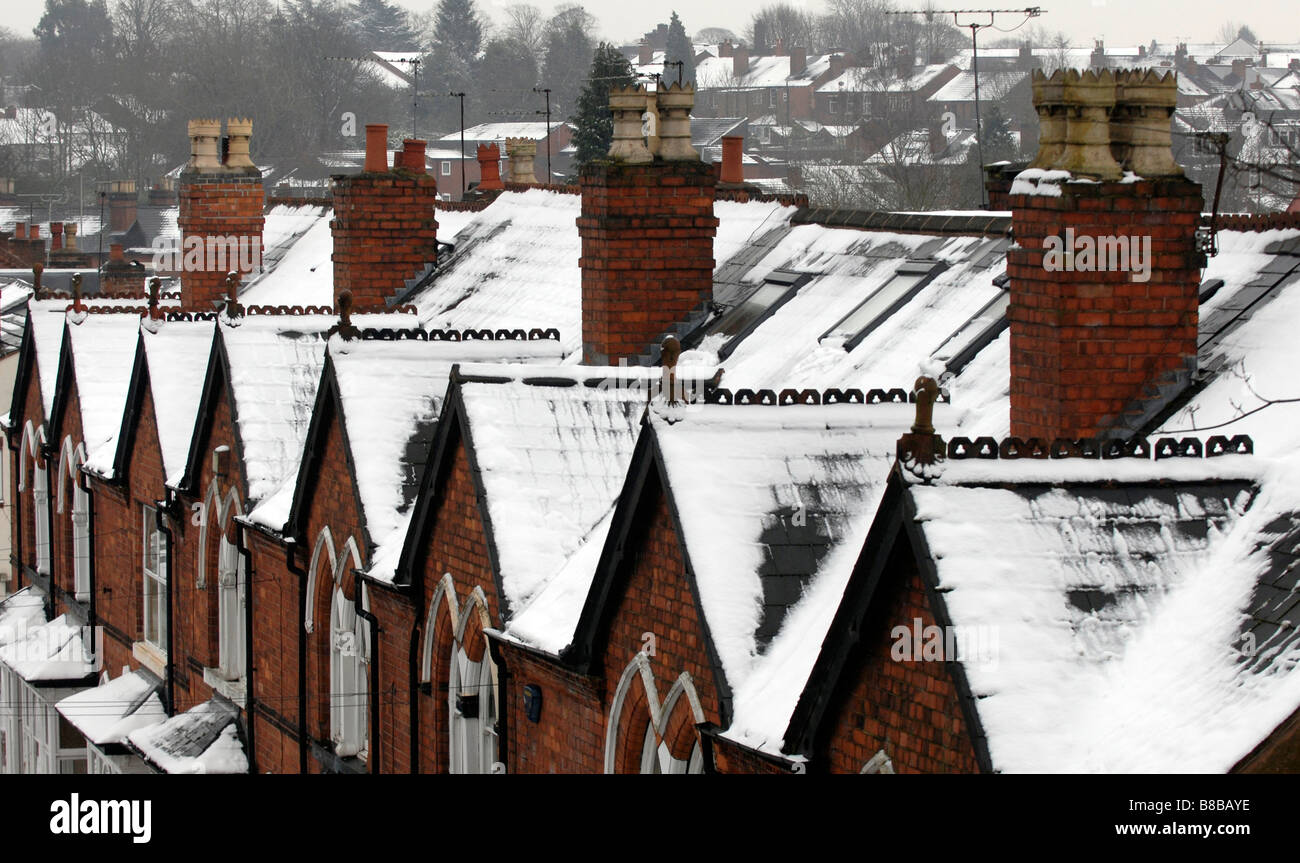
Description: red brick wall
xmin=178 ymin=171 xmax=265 ymax=310
xmin=50 ymin=377 xmax=85 ymax=608
xmin=1007 ymin=177 xmax=1203 ymax=439
xmin=246 ymin=528 xmax=301 ymax=774
xmin=594 ymin=481 xmax=723 ymax=772
xmin=499 ymin=644 xmax=604 ymax=773
xmin=819 ymin=542 xmax=982 ymax=774
xmin=368 ymin=587 xmax=417 ymax=773
xmin=331 ymin=171 xmax=439 ymax=308
xmin=577 ymin=160 xmax=718 ymax=363
xmin=412 ymin=437 xmax=499 ymax=773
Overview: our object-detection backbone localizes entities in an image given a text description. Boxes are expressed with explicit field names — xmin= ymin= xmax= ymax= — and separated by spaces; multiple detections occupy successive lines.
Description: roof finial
xmin=896 ymin=375 xmax=945 ymax=471
xmin=147 ymin=277 xmax=163 ymax=319
xmin=223 ymin=271 xmax=243 ymax=318
xmin=660 ymin=334 xmax=682 ymax=406
xmin=32 ymin=262 xmax=43 ymax=300
xmin=70 ymin=272 xmax=84 ymax=311
xmin=328 ymin=289 xmax=360 ymax=341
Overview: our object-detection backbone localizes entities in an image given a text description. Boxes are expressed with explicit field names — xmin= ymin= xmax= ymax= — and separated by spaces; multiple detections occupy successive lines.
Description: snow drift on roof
xmin=128 ymin=699 xmax=247 ymax=774
xmin=57 ymin=669 xmax=166 ymax=746
xmin=144 ymin=320 xmax=216 ymax=487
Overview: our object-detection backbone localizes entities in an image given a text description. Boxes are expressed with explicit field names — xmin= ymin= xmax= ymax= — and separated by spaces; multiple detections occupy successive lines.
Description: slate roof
xmin=56 ymin=669 xmax=167 ymax=746
xmin=127 ymin=699 xmax=247 ymax=774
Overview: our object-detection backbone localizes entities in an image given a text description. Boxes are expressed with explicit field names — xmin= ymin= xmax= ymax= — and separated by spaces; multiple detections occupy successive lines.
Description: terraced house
xmin=3 ymin=72 xmax=1300 ymax=774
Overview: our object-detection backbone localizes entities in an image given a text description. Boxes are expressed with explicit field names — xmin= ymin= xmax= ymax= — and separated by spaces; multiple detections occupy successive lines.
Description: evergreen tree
xmin=980 ymin=105 xmax=1017 ymax=163
xmin=664 ymin=11 xmax=695 ymax=86
xmin=541 ymin=4 xmax=596 ymax=119
xmin=432 ymin=0 xmax=482 ymax=67
xmin=479 ymin=37 xmax=538 ymax=120
xmin=570 ymin=42 xmax=636 ymax=169
xmin=352 ymin=0 xmax=418 ymax=50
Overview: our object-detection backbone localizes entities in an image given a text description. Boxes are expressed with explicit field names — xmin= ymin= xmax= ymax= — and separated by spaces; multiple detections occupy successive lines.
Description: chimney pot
xmin=401 ymin=139 xmax=427 ymax=174
xmin=15 ymin=222 xmax=25 ymax=239
xmin=476 ymin=143 xmax=504 ymax=191
xmin=720 ymin=136 xmax=744 ymax=183
xmin=364 ymin=124 xmax=389 ymax=172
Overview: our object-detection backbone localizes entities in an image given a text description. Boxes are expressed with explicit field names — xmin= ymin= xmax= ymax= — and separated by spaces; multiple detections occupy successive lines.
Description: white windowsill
xmin=132 ymin=641 xmax=168 ymax=678
xmin=202 ymin=667 xmax=247 ymax=707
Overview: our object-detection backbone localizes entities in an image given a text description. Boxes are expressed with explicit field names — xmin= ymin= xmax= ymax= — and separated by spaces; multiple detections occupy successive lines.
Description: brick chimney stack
xmin=578 ymin=83 xmax=718 ymax=364
xmin=108 ymin=180 xmax=138 ymax=232
xmin=178 ymin=118 xmax=265 ymax=310
xmin=6 ymin=222 xmax=45 ymax=268
xmin=505 ymin=137 xmax=538 ymax=184
xmin=789 ymin=47 xmax=807 ymax=77
xmin=1005 ymin=68 xmax=1202 ymax=440
xmin=100 ymin=243 xmax=141 ymax=294
xmin=733 ymin=48 xmax=750 ymax=78
xmin=331 ymin=123 xmax=439 ymax=308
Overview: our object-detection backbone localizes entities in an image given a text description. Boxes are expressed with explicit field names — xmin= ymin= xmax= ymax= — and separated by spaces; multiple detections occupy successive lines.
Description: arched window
xmin=33 ymin=462 xmax=50 ymax=576
xmin=215 ymin=523 xmax=245 ymax=681
xmin=329 ymin=583 xmax=369 ymax=760
xmin=605 ymin=656 xmax=706 ymax=774
xmin=71 ymin=481 xmax=90 ymax=601
xmin=448 ymin=594 xmax=497 ymax=774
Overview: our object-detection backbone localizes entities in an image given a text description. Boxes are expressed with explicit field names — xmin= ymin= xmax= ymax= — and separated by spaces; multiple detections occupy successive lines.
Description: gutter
xmin=283 ymin=538 xmax=308 ymax=774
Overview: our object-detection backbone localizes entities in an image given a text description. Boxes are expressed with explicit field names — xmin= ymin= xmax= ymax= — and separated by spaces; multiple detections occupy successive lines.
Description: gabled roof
xmin=57 ymin=312 xmax=143 ymax=470
xmin=282 ymin=336 xmax=565 ymax=574
xmin=105 ymin=319 xmax=215 ymax=486
xmin=561 ymin=398 xmax=949 ymax=750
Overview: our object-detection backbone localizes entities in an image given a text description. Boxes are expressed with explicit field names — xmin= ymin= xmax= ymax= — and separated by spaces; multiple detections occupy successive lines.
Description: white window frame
xmin=828 ymin=96 xmax=839 ymax=114
xmin=440 ymin=160 xmax=452 ymax=177
xmin=329 ymin=585 xmax=368 ymax=759
xmin=71 ymin=481 xmax=90 ymax=602
xmin=142 ymin=506 xmax=167 ymax=653
xmin=215 ymin=529 xmax=245 ymax=681
xmin=449 ymin=620 xmax=498 ymax=774
xmin=33 ymin=467 xmax=50 ymax=576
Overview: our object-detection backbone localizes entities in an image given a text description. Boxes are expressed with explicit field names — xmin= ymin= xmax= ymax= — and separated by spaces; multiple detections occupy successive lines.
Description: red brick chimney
xmin=578 ymin=83 xmax=718 ymax=364
xmin=639 ymin=42 xmax=653 ymax=66
xmin=733 ymin=48 xmax=750 ymax=78
xmin=178 ymin=118 xmax=265 ymax=310
xmin=477 ymin=143 xmax=504 ymax=191
xmin=108 ymin=181 xmax=138 ymax=232
xmin=1006 ymin=69 xmax=1202 ymax=440
xmin=7 ymin=223 xmax=45 ymax=268
xmin=331 ymin=123 xmax=439 ymax=308
xmin=100 ymin=243 xmax=141 ymax=294
xmin=789 ymin=47 xmax=806 ymax=77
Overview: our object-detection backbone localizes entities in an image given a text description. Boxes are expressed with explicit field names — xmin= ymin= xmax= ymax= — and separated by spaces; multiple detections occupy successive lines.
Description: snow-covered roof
xmin=140 ymin=320 xmax=215 ymax=487
xmin=436 ymin=122 xmax=556 ymax=143
xmin=0 ymin=612 xmax=95 ymax=682
xmin=127 ymin=699 xmax=247 ymax=774
xmin=460 ymin=372 xmax=649 ymax=641
xmin=899 ymin=451 xmax=1299 ymax=772
xmin=56 ymin=669 xmax=167 ymax=746
xmin=327 ymin=336 xmax=565 ymax=580
xmin=0 ymin=587 xmax=47 ymax=646
xmin=816 ymin=64 xmax=954 ymax=94
xmin=929 ymin=68 xmax=1026 ymax=103
xmin=65 ymin=313 xmax=144 ymax=473
xmin=696 ymin=54 xmax=833 ymax=90
xmin=652 ymin=402 xmax=946 ymax=757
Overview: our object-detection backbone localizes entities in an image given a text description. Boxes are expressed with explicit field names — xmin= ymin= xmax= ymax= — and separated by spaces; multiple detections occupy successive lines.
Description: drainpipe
xmin=408 ymin=615 xmax=420 ymax=774
xmin=154 ymin=497 xmax=175 ymax=713
xmin=283 ymin=538 xmax=308 ymax=774
xmin=235 ymin=521 xmax=256 ymax=774
xmin=12 ymin=446 xmax=23 ymax=590
xmin=354 ymin=588 xmax=380 ymax=775
xmin=487 ymin=636 xmax=509 ymax=774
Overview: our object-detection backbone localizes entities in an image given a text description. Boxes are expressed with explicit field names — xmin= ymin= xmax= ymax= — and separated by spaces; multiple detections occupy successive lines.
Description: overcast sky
xmin=3 ymin=0 xmax=1297 ymax=49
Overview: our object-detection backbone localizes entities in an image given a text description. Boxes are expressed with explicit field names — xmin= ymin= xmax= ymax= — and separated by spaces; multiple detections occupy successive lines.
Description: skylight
xmin=821 ymin=258 xmax=948 ymax=351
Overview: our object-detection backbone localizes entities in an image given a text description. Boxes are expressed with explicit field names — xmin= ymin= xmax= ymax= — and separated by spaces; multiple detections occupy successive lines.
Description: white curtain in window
xmin=216 ymin=535 xmax=244 ymax=679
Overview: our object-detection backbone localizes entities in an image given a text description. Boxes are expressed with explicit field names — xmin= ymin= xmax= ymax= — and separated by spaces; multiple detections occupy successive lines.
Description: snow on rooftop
xmin=143 ymin=320 xmax=215 ymax=487
xmin=686 ymin=225 xmax=1007 ymax=391
xmin=128 ymin=700 xmax=247 ymax=774
xmin=0 ymin=587 xmax=47 ymax=647
xmin=461 ymin=378 xmax=645 ymax=625
xmin=56 ymin=669 xmax=167 ymax=746
xmin=650 ymin=402 xmax=942 ymax=757
xmin=66 ymin=313 xmax=143 ymax=474
xmin=331 ymin=337 xmax=565 ymax=581
xmin=28 ymin=299 xmax=70 ymax=419
xmin=237 ymin=205 xmax=334 ymax=306
xmin=905 ymin=457 xmax=1300 ymax=773
xmin=412 ymin=190 xmax=583 ymax=356
xmin=0 ymin=613 xmax=95 ymax=681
